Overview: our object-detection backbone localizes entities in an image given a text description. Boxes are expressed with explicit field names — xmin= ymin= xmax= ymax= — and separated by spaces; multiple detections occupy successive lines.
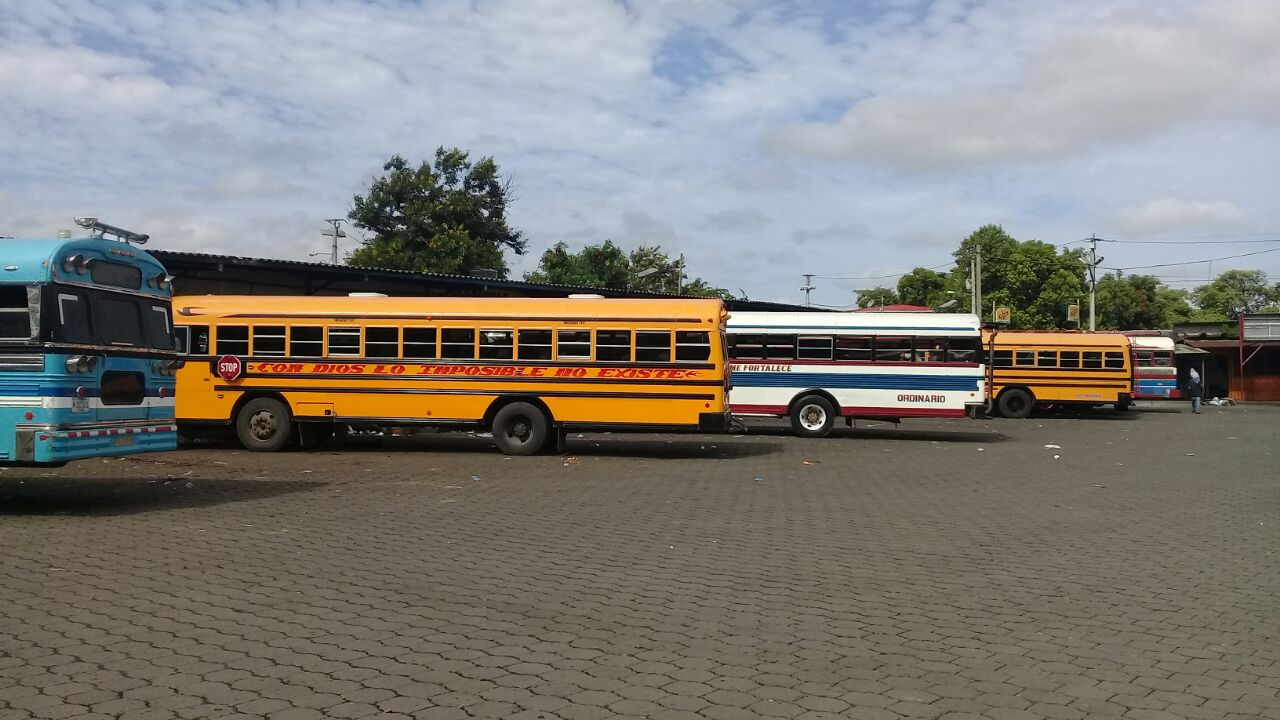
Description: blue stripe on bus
xmin=1136 ymin=379 xmax=1178 ymax=388
xmin=731 ymin=371 xmax=982 ymax=391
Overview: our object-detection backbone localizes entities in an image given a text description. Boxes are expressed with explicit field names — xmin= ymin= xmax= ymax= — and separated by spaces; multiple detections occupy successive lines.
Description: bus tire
xmin=997 ymin=388 xmax=1034 ymax=419
xmin=790 ymin=395 xmax=836 ymax=438
xmin=235 ymin=397 xmax=293 ymax=452
xmin=1114 ymin=399 xmax=1131 ymax=411
xmin=491 ymin=402 xmax=549 ymax=456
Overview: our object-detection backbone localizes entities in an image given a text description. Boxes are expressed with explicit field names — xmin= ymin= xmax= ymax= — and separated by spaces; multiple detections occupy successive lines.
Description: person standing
xmin=1188 ymin=367 xmax=1203 ymax=414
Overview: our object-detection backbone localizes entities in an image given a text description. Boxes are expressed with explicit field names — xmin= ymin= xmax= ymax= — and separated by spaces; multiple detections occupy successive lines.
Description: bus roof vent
xmin=348 ymin=292 xmax=389 ymax=297
xmin=568 ymin=294 xmax=605 ymax=299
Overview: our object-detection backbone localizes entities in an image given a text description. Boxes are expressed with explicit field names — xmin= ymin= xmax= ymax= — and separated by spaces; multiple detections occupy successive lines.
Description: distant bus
xmin=173 ymin=295 xmax=730 ymax=455
xmin=985 ymin=330 xmax=1133 ymax=418
xmin=1125 ymin=334 xmax=1179 ymax=400
xmin=1 ymin=219 xmax=180 ymax=466
xmin=727 ymin=312 xmax=987 ymax=437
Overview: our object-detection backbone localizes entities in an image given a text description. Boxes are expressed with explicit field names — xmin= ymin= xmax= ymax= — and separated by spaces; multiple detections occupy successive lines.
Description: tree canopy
xmin=858 ymin=224 xmax=1278 ymax=330
xmin=525 ymin=241 xmax=731 ymax=300
xmin=347 ymin=149 xmax=526 ymax=277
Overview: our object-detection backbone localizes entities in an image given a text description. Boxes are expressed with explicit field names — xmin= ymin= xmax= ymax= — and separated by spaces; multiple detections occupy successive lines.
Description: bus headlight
xmin=65 ymin=355 xmax=94 ymax=373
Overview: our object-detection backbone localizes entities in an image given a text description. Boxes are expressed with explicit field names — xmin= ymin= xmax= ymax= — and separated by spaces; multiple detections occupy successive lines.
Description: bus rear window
xmin=0 ymin=286 xmax=32 ymax=341
xmin=97 ymin=295 xmax=144 ymax=346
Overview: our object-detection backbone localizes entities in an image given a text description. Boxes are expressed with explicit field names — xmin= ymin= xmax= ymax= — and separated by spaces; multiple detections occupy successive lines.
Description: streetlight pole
xmin=318 ymin=218 xmax=346 ymax=265
xmin=801 ymin=274 xmax=815 ymax=306
xmin=1086 ymin=235 xmax=1103 ymax=331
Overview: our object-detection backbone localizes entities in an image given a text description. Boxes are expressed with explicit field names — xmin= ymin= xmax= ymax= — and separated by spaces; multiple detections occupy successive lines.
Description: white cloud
xmin=1109 ymin=198 xmax=1246 ymax=237
xmin=769 ymin=0 xmax=1280 ymax=173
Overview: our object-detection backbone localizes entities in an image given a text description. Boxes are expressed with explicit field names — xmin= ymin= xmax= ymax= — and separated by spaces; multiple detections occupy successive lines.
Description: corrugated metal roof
xmin=151 ymin=249 xmax=817 ymax=313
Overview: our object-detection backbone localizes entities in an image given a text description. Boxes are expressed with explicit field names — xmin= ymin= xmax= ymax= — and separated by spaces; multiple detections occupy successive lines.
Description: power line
xmin=1100 ymin=245 xmax=1280 ymax=271
xmin=812 ymin=239 xmax=1085 ymax=282
xmin=1104 ymin=231 xmax=1280 ymax=241
xmin=1100 ymin=237 xmax=1280 ymax=245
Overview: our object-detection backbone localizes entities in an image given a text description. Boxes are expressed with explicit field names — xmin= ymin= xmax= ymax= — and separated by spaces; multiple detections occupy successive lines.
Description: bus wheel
xmin=997 ymin=389 xmax=1034 ymax=419
xmin=491 ymin=402 xmax=549 ymax=456
xmin=790 ymin=395 xmax=836 ymax=438
xmin=236 ymin=397 xmax=293 ymax=452
xmin=1114 ymin=399 xmax=1131 ymax=411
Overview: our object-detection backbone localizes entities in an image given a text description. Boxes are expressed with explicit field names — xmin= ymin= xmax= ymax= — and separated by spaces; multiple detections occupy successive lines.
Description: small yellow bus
xmin=984 ymin=330 xmax=1133 ymax=418
xmin=173 ymin=295 xmax=730 ymax=454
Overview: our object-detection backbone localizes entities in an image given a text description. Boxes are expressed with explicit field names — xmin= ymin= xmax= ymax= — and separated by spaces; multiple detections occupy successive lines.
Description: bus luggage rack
xmin=74 ymin=217 xmax=150 ymax=245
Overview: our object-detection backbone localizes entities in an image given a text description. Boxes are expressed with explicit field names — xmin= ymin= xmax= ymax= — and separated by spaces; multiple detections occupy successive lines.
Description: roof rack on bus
xmin=74 ymin=217 xmax=150 ymax=245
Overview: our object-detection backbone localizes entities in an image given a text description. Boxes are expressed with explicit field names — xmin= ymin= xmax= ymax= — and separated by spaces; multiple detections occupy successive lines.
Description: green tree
xmin=856 ymin=287 xmax=899 ymax=308
xmin=896 ymin=268 xmax=948 ymax=307
xmin=1193 ymin=270 xmax=1274 ymax=318
xmin=524 ymin=242 xmax=730 ymax=299
xmin=525 ymin=240 xmax=630 ymax=288
xmin=950 ymin=224 xmax=1086 ymax=328
xmin=348 ymin=149 xmax=526 ymax=277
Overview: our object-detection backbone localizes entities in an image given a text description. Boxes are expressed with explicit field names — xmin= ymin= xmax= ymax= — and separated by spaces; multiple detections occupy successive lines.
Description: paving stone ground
xmin=1 ymin=402 xmax=1277 ymax=720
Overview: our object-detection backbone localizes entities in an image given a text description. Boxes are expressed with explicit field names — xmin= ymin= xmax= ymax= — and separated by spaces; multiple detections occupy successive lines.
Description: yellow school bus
xmin=173 ymin=295 xmax=730 ymax=454
xmin=984 ymin=330 xmax=1133 ymax=418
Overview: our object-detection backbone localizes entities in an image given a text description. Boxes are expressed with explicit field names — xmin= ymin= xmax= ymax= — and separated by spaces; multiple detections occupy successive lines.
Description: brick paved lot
xmin=2 ymin=403 xmax=1278 ymax=720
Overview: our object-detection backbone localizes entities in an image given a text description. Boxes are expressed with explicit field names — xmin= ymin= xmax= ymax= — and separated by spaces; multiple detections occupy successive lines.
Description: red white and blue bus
xmin=1124 ymin=333 xmax=1179 ymax=400
xmin=1 ymin=219 xmax=180 ymax=466
xmin=727 ymin=312 xmax=987 ymax=437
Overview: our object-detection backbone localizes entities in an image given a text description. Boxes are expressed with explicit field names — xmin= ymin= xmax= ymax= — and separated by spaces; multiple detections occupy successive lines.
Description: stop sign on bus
xmin=216 ymin=355 xmax=243 ymax=381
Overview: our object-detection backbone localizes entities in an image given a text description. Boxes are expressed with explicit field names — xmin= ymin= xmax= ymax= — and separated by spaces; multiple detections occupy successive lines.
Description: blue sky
xmin=2 ymin=0 xmax=1278 ymax=306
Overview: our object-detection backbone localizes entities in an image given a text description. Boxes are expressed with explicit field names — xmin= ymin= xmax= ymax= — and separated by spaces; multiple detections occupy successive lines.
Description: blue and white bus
xmin=727 ymin=312 xmax=987 ymax=437
xmin=1 ymin=219 xmax=180 ymax=466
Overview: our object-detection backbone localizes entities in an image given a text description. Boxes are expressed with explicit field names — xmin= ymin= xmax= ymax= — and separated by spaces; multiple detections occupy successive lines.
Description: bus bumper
xmin=14 ymin=422 xmax=177 ymax=465
xmin=698 ymin=411 xmax=732 ymax=433
xmin=966 ymin=402 xmax=987 ymax=419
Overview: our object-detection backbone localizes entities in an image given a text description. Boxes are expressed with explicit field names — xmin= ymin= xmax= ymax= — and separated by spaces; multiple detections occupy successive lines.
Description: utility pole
xmin=317 ymin=218 xmax=346 ymax=265
xmin=1086 ymin=235 xmax=1103 ymax=331
xmin=801 ymin=274 xmax=816 ymax=306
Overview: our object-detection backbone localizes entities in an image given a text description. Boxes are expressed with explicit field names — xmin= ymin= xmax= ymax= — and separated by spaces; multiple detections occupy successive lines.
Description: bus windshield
xmin=43 ymin=285 xmax=174 ymax=351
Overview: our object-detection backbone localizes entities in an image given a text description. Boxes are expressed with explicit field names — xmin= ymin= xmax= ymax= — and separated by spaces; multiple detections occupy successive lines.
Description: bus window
xmin=916 ymin=338 xmax=947 ymax=362
xmin=875 ymin=337 xmax=912 ymax=362
xmin=97 ymin=295 xmax=144 ymax=347
xmin=517 ymin=329 xmax=553 ymax=360
xmin=797 ymin=336 xmax=833 ymax=361
xmin=765 ymin=334 xmax=796 ymax=360
xmin=479 ymin=330 xmax=514 ymax=360
xmin=0 ymin=286 xmax=31 ymax=341
xmin=253 ymin=325 xmax=286 ymax=356
xmin=596 ymin=330 xmax=632 ymax=362
xmin=557 ymin=329 xmax=591 ymax=359
xmin=146 ymin=305 xmax=175 ymax=350
xmin=676 ymin=331 xmax=711 ymax=362
xmin=1037 ymin=350 xmax=1057 ymax=368
xmin=366 ymin=327 xmax=399 ymax=358
xmin=328 ymin=327 xmax=361 ymax=356
xmin=56 ymin=291 xmax=94 ymax=344
xmin=729 ymin=334 xmax=765 ymax=360
xmin=1104 ymin=351 xmax=1125 ymax=369
xmin=991 ymin=350 xmax=1013 ymax=367
xmin=176 ymin=325 xmax=209 ymax=355
xmin=1153 ymin=352 xmax=1173 ymax=367
xmin=835 ymin=336 xmax=872 ymax=361
xmin=1015 ymin=350 xmax=1035 ymax=367
xmin=216 ymin=325 xmax=249 ymax=356
xmin=291 ymin=326 xmax=323 ymax=357
xmin=441 ymin=328 xmax=476 ymax=359
xmin=1082 ymin=351 xmax=1102 ymax=369
xmin=636 ymin=331 xmax=672 ymax=362
xmin=1060 ymin=351 xmax=1080 ymax=369
xmin=1135 ymin=351 xmax=1153 ymax=366
xmin=948 ymin=338 xmax=978 ymax=363
xmin=403 ymin=327 xmax=437 ymax=358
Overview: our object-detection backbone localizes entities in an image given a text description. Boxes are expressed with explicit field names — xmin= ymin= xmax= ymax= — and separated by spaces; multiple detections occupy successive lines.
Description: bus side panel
xmin=729 ymin=363 xmax=983 ymax=418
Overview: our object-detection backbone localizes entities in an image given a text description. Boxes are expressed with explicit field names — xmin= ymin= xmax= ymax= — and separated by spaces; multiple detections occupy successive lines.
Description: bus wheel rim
xmin=507 ymin=416 xmax=531 ymax=443
xmin=249 ymin=410 xmax=277 ymax=439
xmin=800 ymin=404 xmax=826 ymax=430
